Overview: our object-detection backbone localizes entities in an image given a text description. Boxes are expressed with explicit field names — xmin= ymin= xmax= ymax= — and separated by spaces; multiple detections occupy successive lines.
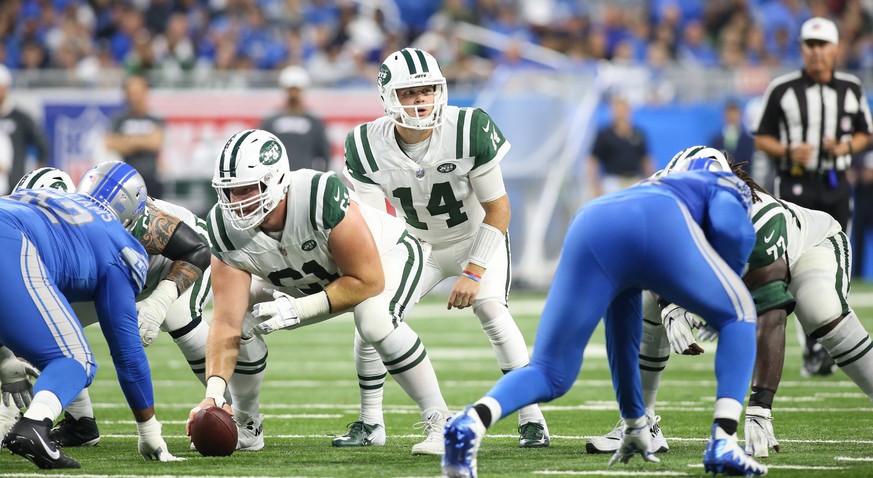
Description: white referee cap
xmin=278 ymin=66 xmax=311 ymax=89
xmin=800 ymin=17 xmax=839 ymax=45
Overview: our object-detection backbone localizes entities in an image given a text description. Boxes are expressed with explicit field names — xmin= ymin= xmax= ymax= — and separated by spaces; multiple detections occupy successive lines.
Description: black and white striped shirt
xmin=752 ymin=69 xmax=872 ymax=172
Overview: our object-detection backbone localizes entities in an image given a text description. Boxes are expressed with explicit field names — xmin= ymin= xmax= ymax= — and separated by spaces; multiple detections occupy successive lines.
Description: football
xmin=190 ymin=407 xmax=238 ymax=457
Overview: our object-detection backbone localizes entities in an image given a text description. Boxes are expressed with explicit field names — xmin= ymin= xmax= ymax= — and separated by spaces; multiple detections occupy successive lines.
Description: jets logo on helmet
xmin=212 ymin=129 xmax=291 ymax=231
xmin=259 ymin=140 xmax=283 ymax=165
xmin=378 ymin=48 xmax=447 ymax=130
xmin=664 ymin=145 xmax=731 ymax=174
xmin=14 ymin=167 xmax=76 ymax=192
xmin=77 ymin=161 xmax=148 ymax=230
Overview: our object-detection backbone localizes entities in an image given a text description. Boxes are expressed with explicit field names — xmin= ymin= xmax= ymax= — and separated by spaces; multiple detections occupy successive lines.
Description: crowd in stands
xmin=0 ymin=0 xmax=871 ymax=87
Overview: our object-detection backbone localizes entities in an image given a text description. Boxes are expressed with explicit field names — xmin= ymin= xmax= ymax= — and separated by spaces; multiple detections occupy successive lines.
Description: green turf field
xmin=3 ymin=283 xmax=873 ymax=477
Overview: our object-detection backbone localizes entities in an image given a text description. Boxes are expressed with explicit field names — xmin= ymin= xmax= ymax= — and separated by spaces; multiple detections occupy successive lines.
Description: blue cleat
xmin=441 ymin=406 xmax=486 ymax=478
xmin=703 ymin=424 xmax=768 ymax=476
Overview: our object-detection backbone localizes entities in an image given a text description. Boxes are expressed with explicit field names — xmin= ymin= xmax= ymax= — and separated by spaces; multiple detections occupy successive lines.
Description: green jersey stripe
xmin=400 ymin=49 xmax=416 ymax=74
xmin=414 ymin=49 xmax=429 ymax=72
xmin=390 ymin=233 xmax=424 ymax=324
xmin=309 ymin=174 xmax=321 ymax=230
xmin=752 ymin=202 xmax=782 ymax=225
xmin=320 ymin=174 xmax=349 ymax=229
xmin=359 ymin=124 xmax=379 ymax=172
xmin=462 ymin=108 xmax=474 ymax=158
xmin=455 ymin=108 xmax=467 ymax=159
xmin=829 ymin=234 xmax=849 ymax=314
xmin=210 ymin=208 xmax=236 ymax=252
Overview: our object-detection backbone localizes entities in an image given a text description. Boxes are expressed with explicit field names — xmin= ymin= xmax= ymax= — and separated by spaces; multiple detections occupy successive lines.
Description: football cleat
xmin=2 ymin=417 xmax=81 ymax=469
xmin=518 ymin=421 xmax=550 ymax=448
xmin=744 ymin=407 xmax=780 ymax=458
xmin=236 ymin=414 xmax=264 ymax=451
xmin=801 ymin=341 xmax=836 ymax=377
xmin=331 ymin=421 xmax=386 ymax=447
xmin=442 ymin=406 xmax=485 ymax=478
xmin=586 ymin=416 xmax=669 ymax=454
xmin=412 ymin=408 xmax=448 ymax=456
xmin=703 ymin=424 xmax=768 ymax=476
xmin=49 ymin=412 xmax=100 ymax=447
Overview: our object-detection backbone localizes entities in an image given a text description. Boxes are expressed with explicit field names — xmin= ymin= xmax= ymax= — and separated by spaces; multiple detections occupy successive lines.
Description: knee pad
xmin=354 ymin=297 xmax=395 ymax=344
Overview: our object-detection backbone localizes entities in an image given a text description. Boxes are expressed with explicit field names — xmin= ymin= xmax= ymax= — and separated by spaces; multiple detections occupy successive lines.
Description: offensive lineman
xmin=188 ymin=129 xmax=451 ymax=455
xmin=341 ymin=47 xmax=548 ymax=449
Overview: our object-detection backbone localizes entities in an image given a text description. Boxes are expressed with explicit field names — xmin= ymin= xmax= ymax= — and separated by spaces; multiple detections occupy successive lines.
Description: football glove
xmin=698 ymin=325 xmax=719 ymax=342
xmin=136 ymin=280 xmax=179 ymax=347
xmin=252 ymin=290 xmax=300 ymax=335
xmin=137 ymin=416 xmax=184 ymax=462
xmin=0 ymin=347 xmax=39 ymax=408
xmin=661 ymin=303 xmax=704 ymax=355
xmin=608 ymin=421 xmax=660 ymax=466
xmin=744 ymin=406 xmax=780 ymax=458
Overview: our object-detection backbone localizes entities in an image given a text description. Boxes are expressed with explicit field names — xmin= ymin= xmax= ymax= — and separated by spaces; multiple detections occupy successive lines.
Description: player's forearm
xmin=754 ymin=134 xmax=786 ymax=158
xmin=204 ymin=319 xmax=242 ymax=381
xmin=324 ymin=274 xmax=383 ymax=313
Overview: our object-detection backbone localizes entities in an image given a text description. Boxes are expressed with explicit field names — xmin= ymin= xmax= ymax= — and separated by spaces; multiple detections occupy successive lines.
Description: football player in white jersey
xmin=340 ymin=47 xmax=549 ymax=448
xmin=4 ymin=166 xmax=254 ymax=450
xmin=188 ymin=129 xmax=451 ymax=455
xmin=588 ymin=147 xmax=873 ymax=458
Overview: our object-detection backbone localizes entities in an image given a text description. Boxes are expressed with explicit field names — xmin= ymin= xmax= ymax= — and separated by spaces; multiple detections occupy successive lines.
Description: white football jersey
xmin=748 ymin=192 xmax=842 ymax=272
xmin=343 ymin=106 xmax=510 ymax=244
xmin=129 ymin=197 xmax=210 ymax=296
xmin=208 ymin=169 xmax=408 ymax=294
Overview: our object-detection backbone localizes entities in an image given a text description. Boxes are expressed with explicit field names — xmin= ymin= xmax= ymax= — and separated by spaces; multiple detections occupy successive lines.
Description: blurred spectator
xmin=260 ymin=65 xmax=330 ymax=172
xmin=0 ymin=64 xmax=49 ymax=194
xmin=587 ymin=96 xmax=655 ymax=198
xmin=851 ymin=151 xmax=873 ymax=279
xmin=709 ymin=100 xmax=755 ymax=174
xmin=105 ymin=74 xmax=165 ymax=198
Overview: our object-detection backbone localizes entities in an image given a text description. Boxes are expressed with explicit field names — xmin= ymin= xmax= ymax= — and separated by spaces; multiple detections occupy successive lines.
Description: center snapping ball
xmin=190 ymin=407 xmax=238 ymax=456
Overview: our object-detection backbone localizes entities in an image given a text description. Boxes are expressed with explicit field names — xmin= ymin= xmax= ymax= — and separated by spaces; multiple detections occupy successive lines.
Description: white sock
xmin=170 ymin=318 xmax=209 ymax=386
xmin=23 ymin=391 xmax=62 ymax=422
xmin=229 ymin=335 xmax=268 ymax=424
xmin=713 ymin=397 xmax=743 ymax=423
xmin=818 ymin=311 xmax=873 ymax=400
xmin=355 ymin=332 xmax=386 ymax=426
xmin=474 ymin=396 xmax=502 ymax=429
xmin=475 ymin=301 xmax=545 ymax=426
xmin=65 ymin=389 xmax=95 ymax=419
xmin=639 ymin=317 xmax=671 ymax=416
xmin=373 ymin=323 xmax=447 ymax=413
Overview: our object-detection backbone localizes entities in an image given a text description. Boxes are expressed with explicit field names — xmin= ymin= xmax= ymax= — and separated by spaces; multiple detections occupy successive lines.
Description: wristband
xmin=205 ymin=376 xmax=227 ymax=407
xmin=295 ymin=290 xmax=332 ymax=322
xmin=467 ymin=223 xmax=504 ymax=268
xmin=462 ymin=270 xmax=481 ymax=282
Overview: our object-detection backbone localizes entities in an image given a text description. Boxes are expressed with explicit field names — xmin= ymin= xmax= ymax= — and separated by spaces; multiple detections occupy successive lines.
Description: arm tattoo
xmin=140 ymin=204 xmax=182 ymax=255
xmin=165 ymin=261 xmax=203 ymax=295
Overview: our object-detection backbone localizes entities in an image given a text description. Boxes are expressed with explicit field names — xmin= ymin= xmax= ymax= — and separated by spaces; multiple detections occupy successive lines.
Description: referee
xmin=753 ymin=16 xmax=872 ymax=230
xmin=753 ymin=16 xmax=872 ymax=379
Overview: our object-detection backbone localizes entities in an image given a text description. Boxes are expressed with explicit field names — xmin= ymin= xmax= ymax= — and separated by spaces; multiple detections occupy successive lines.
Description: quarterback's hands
xmin=608 ymin=423 xmax=660 ymax=466
xmin=136 ymin=280 xmax=179 ymax=347
xmin=186 ymin=398 xmax=234 ymax=437
xmin=137 ymin=416 xmax=185 ymax=462
xmin=448 ymin=271 xmax=481 ymax=310
xmin=252 ymin=290 xmax=300 ymax=334
xmin=744 ymin=406 xmax=781 ymax=458
xmin=0 ymin=350 xmax=39 ymax=408
xmin=661 ymin=303 xmax=705 ymax=355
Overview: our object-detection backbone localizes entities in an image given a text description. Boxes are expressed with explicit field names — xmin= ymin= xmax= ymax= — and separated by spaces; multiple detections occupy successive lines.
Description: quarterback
xmin=188 ymin=129 xmax=450 ymax=455
xmin=341 ymin=47 xmax=548 ymax=449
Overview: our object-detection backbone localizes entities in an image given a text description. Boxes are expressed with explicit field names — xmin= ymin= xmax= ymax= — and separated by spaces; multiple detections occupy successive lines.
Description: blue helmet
xmin=77 ymin=161 xmax=148 ymax=229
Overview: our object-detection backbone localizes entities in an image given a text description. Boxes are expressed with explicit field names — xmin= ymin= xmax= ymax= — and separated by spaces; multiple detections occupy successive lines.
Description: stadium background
xmin=3 ymin=0 xmax=873 ymax=287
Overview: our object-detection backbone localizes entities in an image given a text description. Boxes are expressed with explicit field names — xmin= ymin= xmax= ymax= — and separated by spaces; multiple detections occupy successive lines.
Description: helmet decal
xmin=259 ymin=140 xmax=283 ymax=166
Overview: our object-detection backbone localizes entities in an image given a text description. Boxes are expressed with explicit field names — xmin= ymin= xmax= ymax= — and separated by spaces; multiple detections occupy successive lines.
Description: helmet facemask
xmin=212 ymin=129 xmax=291 ymax=231
xmin=378 ymin=48 xmax=448 ymax=131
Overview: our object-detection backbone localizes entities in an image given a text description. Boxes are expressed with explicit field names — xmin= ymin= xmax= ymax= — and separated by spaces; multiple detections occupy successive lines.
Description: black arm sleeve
xmin=163 ymin=222 xmax=211 ymax=272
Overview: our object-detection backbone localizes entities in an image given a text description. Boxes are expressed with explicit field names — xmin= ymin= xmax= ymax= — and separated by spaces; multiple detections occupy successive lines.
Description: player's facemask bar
xmin=385 ymin=81 xmax=447 ymax=130
xmin=217 ymin=181 xmax=276 ymax=231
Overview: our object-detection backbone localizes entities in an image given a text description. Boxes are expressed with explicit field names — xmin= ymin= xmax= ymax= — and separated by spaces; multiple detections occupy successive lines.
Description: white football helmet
xmin=212 ymin=129 xmax=291 ymax=231
xmin=378 ymin=48 xmax=447 ymax=130
xmin=664 ymin=146 xmax=731 ymax=174
xmin=77 ymin=161 xmax=148 ymax=229
xmin=14 ymin=167 xmax=76 ymax=192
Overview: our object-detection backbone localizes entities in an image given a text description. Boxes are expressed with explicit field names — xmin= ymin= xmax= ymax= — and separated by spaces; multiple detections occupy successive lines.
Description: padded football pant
xmin=482 ymin=195 xmax=757 ymax=422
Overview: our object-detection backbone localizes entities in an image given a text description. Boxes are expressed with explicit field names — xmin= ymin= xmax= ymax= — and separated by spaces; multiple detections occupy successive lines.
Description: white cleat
xmin=412 ymin=408 xmax=448 ymax=456
xmin=587 ymin=415 xmax=669 ymax=454
xmin=236 ymin=414 xmax=265 ymax=451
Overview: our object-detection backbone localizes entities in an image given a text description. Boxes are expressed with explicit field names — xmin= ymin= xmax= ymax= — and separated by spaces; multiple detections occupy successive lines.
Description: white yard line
xmin=535 ymin=472 xmax=690 ymax=476
xmin=834 ymin=456 xmax=873 ymax=461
